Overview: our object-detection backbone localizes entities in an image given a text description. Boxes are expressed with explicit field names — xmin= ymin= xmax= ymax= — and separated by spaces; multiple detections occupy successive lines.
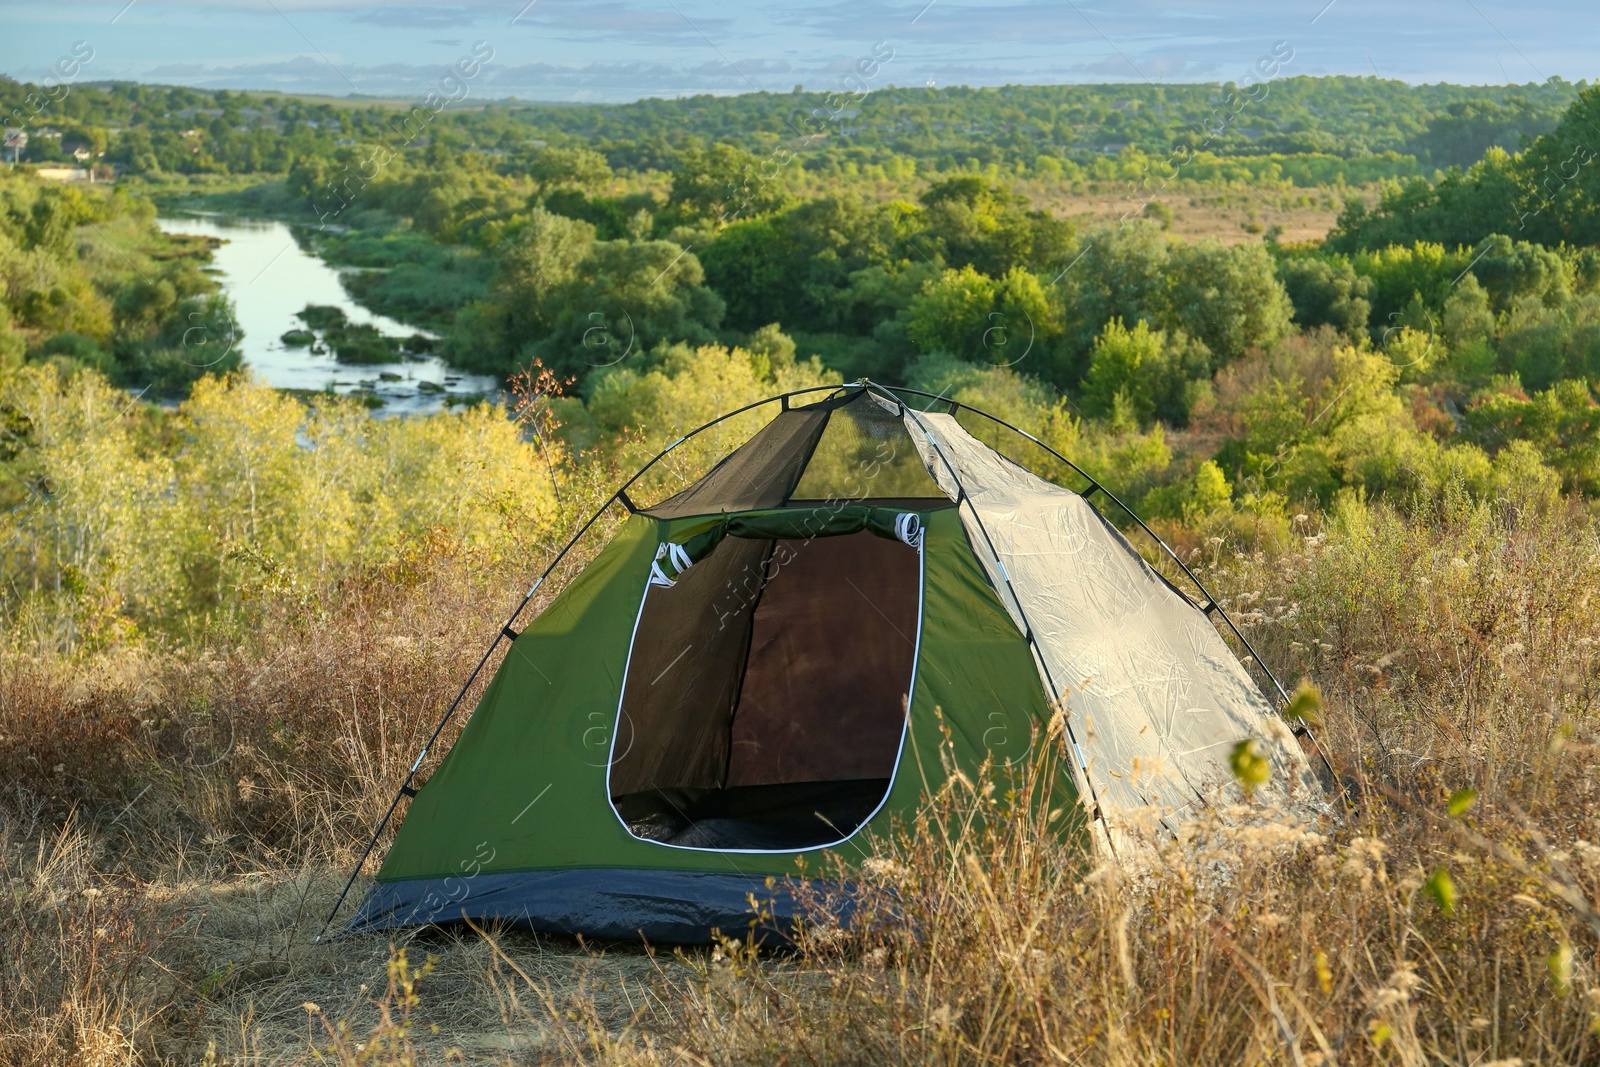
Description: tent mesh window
xmin=643 ymin=392 xmax=948 ymax=519
xmin=610 ymin=528 xmax=920 ymax=851
xmin=788 ymin=393 xmax=947 ymax=503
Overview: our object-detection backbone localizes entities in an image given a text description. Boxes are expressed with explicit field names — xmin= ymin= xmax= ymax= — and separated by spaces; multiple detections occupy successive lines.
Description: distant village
xmin=4 ymin=124 xmax=113 ymax=181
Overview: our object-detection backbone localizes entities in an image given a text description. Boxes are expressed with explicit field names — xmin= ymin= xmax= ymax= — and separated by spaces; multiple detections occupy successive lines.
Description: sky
xmin=0 ymin=0 xmax=1595 ymax=103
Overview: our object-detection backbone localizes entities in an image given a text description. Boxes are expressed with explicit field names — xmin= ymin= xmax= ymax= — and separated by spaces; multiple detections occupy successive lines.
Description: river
xmin=155 ymin=213 xmax=499 ymax=416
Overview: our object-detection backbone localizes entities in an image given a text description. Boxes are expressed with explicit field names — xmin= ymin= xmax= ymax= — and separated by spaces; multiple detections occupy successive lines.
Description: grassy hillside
xmin=0 ymin=364 xmax=1596 ymax=1062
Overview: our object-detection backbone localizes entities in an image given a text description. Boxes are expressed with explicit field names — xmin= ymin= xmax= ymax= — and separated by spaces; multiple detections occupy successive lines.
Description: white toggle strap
xmin=894 ymin=512 xmax=923 ymax=547
xmin=649 ymin=541 xmax=696 ymax=587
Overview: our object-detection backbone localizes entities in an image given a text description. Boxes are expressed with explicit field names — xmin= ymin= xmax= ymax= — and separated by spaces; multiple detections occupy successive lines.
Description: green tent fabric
xmin=346 ymin=388 xmax=1318 ymax=942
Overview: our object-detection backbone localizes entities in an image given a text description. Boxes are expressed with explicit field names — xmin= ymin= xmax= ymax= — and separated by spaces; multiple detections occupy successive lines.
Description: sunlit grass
xmin=1 ymin=465 xmax=1595 ymax=1062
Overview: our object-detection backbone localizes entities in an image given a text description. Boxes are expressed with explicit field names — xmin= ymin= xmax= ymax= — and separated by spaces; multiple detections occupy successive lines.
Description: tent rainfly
xmin=324 ymin=384 xmax=1325 ymax=943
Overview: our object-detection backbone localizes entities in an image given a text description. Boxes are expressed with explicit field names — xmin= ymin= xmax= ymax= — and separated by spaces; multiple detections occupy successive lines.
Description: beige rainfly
xmin=898 ymin=401 xmax=1321 ymax=847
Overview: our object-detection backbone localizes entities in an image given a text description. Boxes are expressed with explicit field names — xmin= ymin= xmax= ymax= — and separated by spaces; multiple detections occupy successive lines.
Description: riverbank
xmin=155 ymin=208 xmax=497 ymax=414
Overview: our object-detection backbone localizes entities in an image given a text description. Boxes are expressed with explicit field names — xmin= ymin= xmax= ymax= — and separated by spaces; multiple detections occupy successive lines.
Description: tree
xmin=1408 ymin=97 xmax=1556 ymax=170
xmin=1326 ymin=149 xmax=1525 ymax=252
xmin=666 ymin=144 xmax=788 ymax=228
xmin=1166 ymin=239 xmax=1294 ymax=366
xmin=529 ymin=239 xmax=726 ymax=382
xmin=913 ymin=175 xmax=1073 ymax=277
xmin=1053 ymin=221 xmax=1171 ymax=376
xmin=1469 ymin=234 xmax=1570 ymax=312
xmin=698 ymin=217 xmax=789 ymax=329
xmin=1276 ymin=255 xmax=1372 ymax=339
xmin=478 ymin=207 xmax=597 ymax=367
xmin=1464 ymin=378 xmax=1600 ymax=494
xmin=988 ymin=267 xmax=1056 ymax=371
xmin=528 ymin=146 xmax=612 ymax=195
xmin=1442 ymin=273 xmax=1496 ymax=351
xmin=1512 ymin=84 xmax=1600 ymax=245
xmin=700 ymin=194 xmax=901 ymax=333
xmin=1082 ymin=317 xmax=1165 ymax=422
xmin=905 ymin=265 xmax=996 ymax=358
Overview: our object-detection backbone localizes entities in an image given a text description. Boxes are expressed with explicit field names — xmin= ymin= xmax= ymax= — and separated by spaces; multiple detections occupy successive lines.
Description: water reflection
xmin=156 ymin=213 xmax=499 ymax=416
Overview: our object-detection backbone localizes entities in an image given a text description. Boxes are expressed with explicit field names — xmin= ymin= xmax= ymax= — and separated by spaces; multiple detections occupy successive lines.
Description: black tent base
xmin=346 ymin=868 xmax=853 ymax=944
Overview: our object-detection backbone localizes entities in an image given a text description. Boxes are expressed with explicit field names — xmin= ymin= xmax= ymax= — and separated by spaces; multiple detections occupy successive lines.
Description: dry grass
xmin=1012 ymin=180 xmax=1353 ymax=247
xmin=2 ymin=485 xmax=1598 ymax=1064
xmin=744 ymin=167 xmax=1359 ymax=246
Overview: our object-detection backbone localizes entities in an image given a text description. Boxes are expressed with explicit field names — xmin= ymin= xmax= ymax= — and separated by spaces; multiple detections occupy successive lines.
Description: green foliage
xmin=908 ymin=265 xmax=1056 ymax=369
xmin=1330 ymin=85 xmax=1600 ymax=251
xmin=1515 ymin=87 xmax=1600 ymax=246
xmin=1052 ymin=223 xmax=1290 ymax=390
xmin=1142 ymin=200 xmax=1173 ymax=230
xmin=1052 ymin=221 xmax=1173 ymax=372
xmin=1228 ymin=738 xmax=1271 ymax=796
xmin=1283 ymin=680 xmax=1324 ymax=727
xmin=314 ymin=222 xmax=493 ymax=331
xmin=743 ymin=323 xmax=798 ymax=379
xmin=0 ymin=364 xmax=563 ymax=647
xmin=0 ymin=170 xmax=238 ymax=396
xmin=1447 ymin=788 xmax=1478 ymax=817
xmin=915 ymin=176 xmax=1073 ymax=277
xmin=536 ymin=240 xmax=725 ymax=382
xmin=1408 ymin=96 xmax=1559 ymax=169
xmin=1550 ymin=943 xmax=1574 ymax=995
xmin=526 ymin=145 xmax=612 ymax=195
xmin=699 ymin=217 xmax=795 ymax=330
xmin=700 ymin=185 xmax=1065 ymax=345
xmin=1422 ymin=867 xmax=1458 ymax=916
xmin=1276 ymin=254 xmax=1372 ymax=339
xmin=17 ymin=77 xmax=1600 ymax=551
xmin=905 ymin=265 xmax=999 ymax=358
xmin=1082 ymin=318 xmax=1164 ymax=422
xmin=1463 ymin=378 xmax=1600 ymax=494
xmin=666 ymin=144 xmax=789 ymax=228
xmin=1144 ymin=458 xmax=1236 ymax=528
xmin=1329 ymin=149 xmax=1526 ymax=251
xmin=293 ymin=305 xmax=401 ymax=364
xmin=1166 ymin=239 xmax=1295 ymax=364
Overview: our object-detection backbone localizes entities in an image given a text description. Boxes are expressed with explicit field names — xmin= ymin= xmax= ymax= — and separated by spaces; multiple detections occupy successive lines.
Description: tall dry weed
xmin=2 ymin=477 xmax=1598 ymax=1064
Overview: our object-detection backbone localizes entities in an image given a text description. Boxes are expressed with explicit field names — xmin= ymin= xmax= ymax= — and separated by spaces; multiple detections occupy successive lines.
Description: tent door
xmin=607 ymin=528 xmax=923 ymax=852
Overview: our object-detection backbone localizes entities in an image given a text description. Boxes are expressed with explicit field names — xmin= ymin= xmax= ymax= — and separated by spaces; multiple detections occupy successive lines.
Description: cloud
xmin=352 ymin=5 xmax=477 ymax=29
xmin=1 ymin=0 xmax=1594 ymax=100
xmin=506 ymin=0 xmax=737 ymax=41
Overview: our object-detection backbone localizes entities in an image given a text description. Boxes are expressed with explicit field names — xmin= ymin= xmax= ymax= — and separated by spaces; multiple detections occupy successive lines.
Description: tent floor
xmin=348 ymin=867 xmax=853 ymax=942
xmin=612 ymin=777 xmax=891 ymax=851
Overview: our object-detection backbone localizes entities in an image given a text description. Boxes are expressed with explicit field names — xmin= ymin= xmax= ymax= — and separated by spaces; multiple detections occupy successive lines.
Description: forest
xmin=5 ymin=73 xmax=1600 ymax=604
xmin=2 ymin=72 xmax=1582 ymax=176
xmin=4 ymin=70 xmax=1600 ymax=1063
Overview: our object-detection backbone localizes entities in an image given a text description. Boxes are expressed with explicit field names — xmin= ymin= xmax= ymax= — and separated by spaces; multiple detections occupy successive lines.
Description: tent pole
xmin=887 ymin=392 xmax=1116 ymax=856
xmin=322 ymin=377 xmax=1335 ymax=938
xmin=876 ymin=384 xmax=1336 ymax=781
xmin=315 ymin=383 xmax=855 ymax=941
xmin=314 ymin=513 xmax=601 ymax=942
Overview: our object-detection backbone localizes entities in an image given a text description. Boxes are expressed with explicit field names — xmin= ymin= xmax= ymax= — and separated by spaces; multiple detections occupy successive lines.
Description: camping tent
xmin=331 ymin=384 xmax=1323 ymax=942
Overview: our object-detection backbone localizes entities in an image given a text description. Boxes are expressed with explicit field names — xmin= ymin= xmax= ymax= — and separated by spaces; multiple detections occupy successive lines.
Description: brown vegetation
xmin=3 ymin=450 xmax=1598 ymax=1062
